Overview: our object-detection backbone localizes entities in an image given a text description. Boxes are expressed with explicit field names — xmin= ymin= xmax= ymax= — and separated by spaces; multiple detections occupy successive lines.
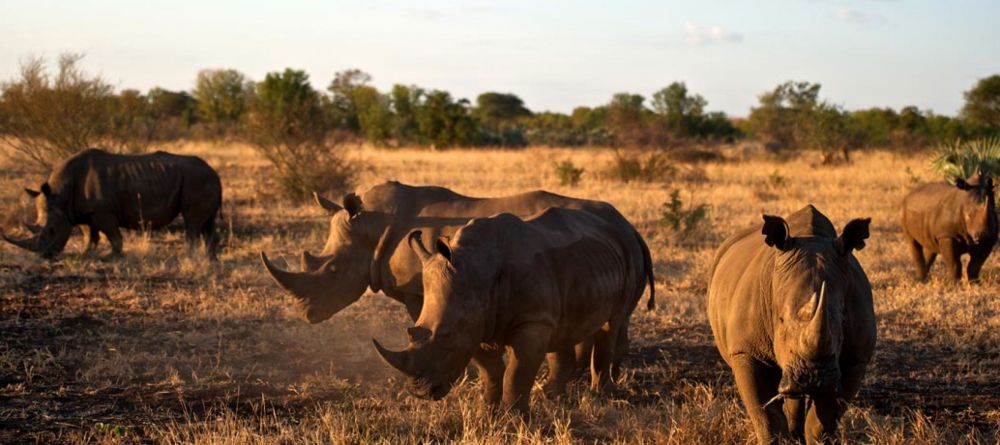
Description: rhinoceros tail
xmin=637 ymin=231 xmax=656 ymax=311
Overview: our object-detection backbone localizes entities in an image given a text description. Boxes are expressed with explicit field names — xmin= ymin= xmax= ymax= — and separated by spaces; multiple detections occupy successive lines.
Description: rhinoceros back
xmin=53 ymin=149 xmax=221 ymax=230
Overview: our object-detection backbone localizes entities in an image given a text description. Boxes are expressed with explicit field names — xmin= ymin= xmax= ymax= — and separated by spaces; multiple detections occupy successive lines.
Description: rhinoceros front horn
xmin=372 ymin=339 xmax=415 ymax=375
xmin=260 ymin=251 xmax=331 ymax=300
xmin=2 ymin=232 xmax=40 ymax=252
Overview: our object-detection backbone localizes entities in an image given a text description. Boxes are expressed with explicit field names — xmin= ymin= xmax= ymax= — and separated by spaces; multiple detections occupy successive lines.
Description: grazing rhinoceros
xmin=372 ymin=207 xmax=651 ymax=414
xmin=901 ymin=173 xmax=997 ymax=283
xmin=260 ymin=181 xmax=655 ymax=391
xmin=707 ymin=205 xmax=875 ymax=445
xmin=3 ymin=148 xmax=221 ymax=259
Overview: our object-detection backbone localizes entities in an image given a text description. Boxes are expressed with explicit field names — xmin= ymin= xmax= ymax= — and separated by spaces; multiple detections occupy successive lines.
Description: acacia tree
xmin=244 ymin=68 xmax=355 ymax=200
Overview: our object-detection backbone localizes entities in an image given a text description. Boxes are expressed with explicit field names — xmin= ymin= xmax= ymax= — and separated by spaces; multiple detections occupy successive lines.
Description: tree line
xmin=1 ymin=54 xmax=999 ymax=197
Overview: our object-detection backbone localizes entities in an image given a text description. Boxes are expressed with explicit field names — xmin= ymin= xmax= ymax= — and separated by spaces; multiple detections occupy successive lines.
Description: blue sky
xmin=2 ymin=0 xmax=998 ymax=117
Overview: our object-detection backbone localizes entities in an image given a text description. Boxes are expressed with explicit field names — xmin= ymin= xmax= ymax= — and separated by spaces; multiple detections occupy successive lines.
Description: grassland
xmin=0 ymin=142 xmax=997 ymax=444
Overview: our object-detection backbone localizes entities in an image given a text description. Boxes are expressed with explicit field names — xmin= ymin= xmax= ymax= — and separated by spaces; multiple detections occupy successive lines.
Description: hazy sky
xmin=2 ymin=0 xmax=998 ymax=117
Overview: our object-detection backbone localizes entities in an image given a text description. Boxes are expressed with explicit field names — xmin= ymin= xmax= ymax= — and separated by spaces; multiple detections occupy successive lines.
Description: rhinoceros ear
xmin=24 ymin=188 xmax=40 ymax=198
xmin=343 ymin=193 xmax=363 ymax=218
xmin=836 ymin=218 xmax=871 ymax=256
xmin=313 ymin=192 xmax=343 ymax=213
xmin=435 ymin=237 xmax=452 ymax=262
xmin=762 ymin=215 xmax=790 ymax=250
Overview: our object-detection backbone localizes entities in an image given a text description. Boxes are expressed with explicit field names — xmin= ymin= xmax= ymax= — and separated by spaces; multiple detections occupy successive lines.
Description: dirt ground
xmin=0 ymin=143 xmax=997 ymax=444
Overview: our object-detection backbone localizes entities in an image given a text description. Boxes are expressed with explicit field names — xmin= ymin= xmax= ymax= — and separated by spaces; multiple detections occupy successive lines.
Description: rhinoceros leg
xmin=966 ymin=247 xmax=991 ymax=283
xmin=82 ymin=225 xmax=100 ymax=253
xmin=906 ymin=237 xmax=930 ymax=281
xmin=92 ymin=213 xmax=124 ymax=257
xmin=590 ymin=322 xmax=622 ymax=393
xmin=503 ymin=323 xmax=552 ymax=416
xmin=939 ymin=238 xmax=964 ymax=282
xmin=542 ymin=345 xmax=577 ymax=398
xmin=471 ymin=348 xmax=505 ymax=407
xmin=730 ymin=356 xmax=789 ymax=445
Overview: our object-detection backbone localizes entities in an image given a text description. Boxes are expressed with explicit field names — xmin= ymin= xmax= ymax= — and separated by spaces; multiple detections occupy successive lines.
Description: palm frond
xmin=930 ymin=137 xmax=1000 ymax=183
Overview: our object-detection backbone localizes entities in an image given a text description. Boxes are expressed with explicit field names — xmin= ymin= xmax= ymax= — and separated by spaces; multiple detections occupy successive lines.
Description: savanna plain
xmin=0 ymin=142 xmax=997 ymax=444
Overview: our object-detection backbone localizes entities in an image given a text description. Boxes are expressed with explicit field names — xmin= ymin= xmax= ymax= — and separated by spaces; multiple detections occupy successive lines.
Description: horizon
xmin=2 ymin=0 xmax=999 ymax=118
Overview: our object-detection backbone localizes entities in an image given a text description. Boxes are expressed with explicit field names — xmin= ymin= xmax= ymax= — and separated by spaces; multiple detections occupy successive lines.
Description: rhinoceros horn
xmin=801 ymin=281 xmax=834 ymax=359
xmin=2 ymin=232 xmax=40 ymax=252
xmin=408 ymin=231 xmax=433 ymax=263
xmin=260 ymin=251 xmax=335 ymax=300
xmin=300 ymin=250 xmax=330 ymax=272
xmin=22 ymin=223 xmax=41 ymax=234
xmin=372 ymin=339 xmax=416 ymax=375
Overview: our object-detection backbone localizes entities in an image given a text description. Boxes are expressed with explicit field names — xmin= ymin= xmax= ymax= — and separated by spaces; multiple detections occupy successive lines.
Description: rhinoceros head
xmin=761 ymin=214 xmax=870 ymax=398
xmin=373 ymin=230 xmax=496 ymax=400
xmin=260 ymin=192 xmax=374 ymax=324
xmin=955 ymin=173 xmax=996 ymax=243
xmin=3 ymin=183 xmax=72 ymax=259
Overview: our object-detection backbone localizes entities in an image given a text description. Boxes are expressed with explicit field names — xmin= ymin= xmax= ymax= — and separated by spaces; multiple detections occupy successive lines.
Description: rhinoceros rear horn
xmin=762 ymin=215 xmax=790 ymax=250
xmin=836 ymin=218 xmax=871 ymax=256
xmin=408 ymin=231 xmax=434 ymax=263
xmin=373 ymin=339 xmax=416 ymax=375
xmin=2 ymin=232 xmax=40 ymax=252
xmin=22 ymin=223 xmax=41 ymax=234
xmin=313 ymin=192 xmax=343 ymax=214
xmin=300 ymin=250 xmax=330 ymax=272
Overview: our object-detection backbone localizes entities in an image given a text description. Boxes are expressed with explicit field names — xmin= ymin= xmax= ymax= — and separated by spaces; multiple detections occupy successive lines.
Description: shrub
xmin=660 ymin=189 xmax=709 ymax=242
xmin=243 ymin=69 xmax=356 ymax=200
xmin=930 ymin=137 xmax=1000 ymax=182
xmin=0 ymin=54 xmax=146 ymax=169
xmin=553 ymin=160 xmax=583 ymax=186
xmin=606 ymin=150 xmax=675 ymax=183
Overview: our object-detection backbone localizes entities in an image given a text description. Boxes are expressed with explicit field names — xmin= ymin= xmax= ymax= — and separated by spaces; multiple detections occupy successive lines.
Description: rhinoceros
xmin=3 ymin=148 xmax=221 ymax=259
xmin=901 ymin=173 xmax=997 ymax=283
xmin=372 ymin=206 xmax=651 ymax=414
xmin=260 ymin=181 xmax=654 ymax=392
xmin=707 ymin=205 xmax=875 ymax=445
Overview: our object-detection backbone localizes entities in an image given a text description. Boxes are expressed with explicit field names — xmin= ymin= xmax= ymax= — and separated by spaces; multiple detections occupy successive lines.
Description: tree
xmin=747 ymin=81 xmax=822 ymax=149
xmin=390 ymin=84 xmax=424 ymax=145
xmin=962 ymin=75 xmax=1000 ymax=127
xmin=606 ymin=93 xmax=648 ymax=146
xmin=148 ymin=87 xmax=197 ymax=139
xmin=0 ymin=53 xmax=141 ymax=169
xmin=416 ymin=90 xmax=481 ymax=148
xmin=651 ymin=82 xmax=711 ymax=139
xmin=244 ymin=68 xmax=354 ymax=199
xmin=327 ymin=68 xmax=372 ymax=132
xmin=192 ymin=68 xmax=251 ymax=136
xmin=474 ymin=92 xmax=531 ymax=127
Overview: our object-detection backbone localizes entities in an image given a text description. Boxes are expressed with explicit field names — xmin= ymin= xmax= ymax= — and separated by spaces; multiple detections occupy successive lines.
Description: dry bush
xmin=605 ymin=149 xmax=675 ymax=183
xmin=0 ymin=54 xmax=148 ymax=170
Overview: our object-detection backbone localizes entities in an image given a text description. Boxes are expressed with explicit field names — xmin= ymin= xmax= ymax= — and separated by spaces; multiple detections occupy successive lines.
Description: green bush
xmin=660 ymin=189 xmax=709 ymax=241
xmin=553 ymin=160 xmax=583 ymax=186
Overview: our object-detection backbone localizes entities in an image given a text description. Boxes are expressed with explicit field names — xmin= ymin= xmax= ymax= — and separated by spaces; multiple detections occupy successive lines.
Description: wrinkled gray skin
xmin=373 ymin=207 xmax=651 ymax=415
xmin=262 ymin=182 xmax=655 ymax=395
xmin=3 ymin=148 xmax=221 ymax=260
xmin=902 ymin=173 xmax=997 ymax=283
xmin=707 ymin=205 xmax=876 ymax=445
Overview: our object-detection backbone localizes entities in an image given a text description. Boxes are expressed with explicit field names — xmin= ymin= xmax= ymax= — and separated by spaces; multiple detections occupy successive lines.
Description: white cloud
xmin=682 ymin=22 xmax=743 ymax=46
xmin=834 ymin=8 xmax=887 ymax=25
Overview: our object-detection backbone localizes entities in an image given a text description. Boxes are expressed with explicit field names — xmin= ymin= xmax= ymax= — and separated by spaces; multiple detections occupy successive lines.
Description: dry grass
xmin=0 ymin=142 xmax=997 ymax=444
